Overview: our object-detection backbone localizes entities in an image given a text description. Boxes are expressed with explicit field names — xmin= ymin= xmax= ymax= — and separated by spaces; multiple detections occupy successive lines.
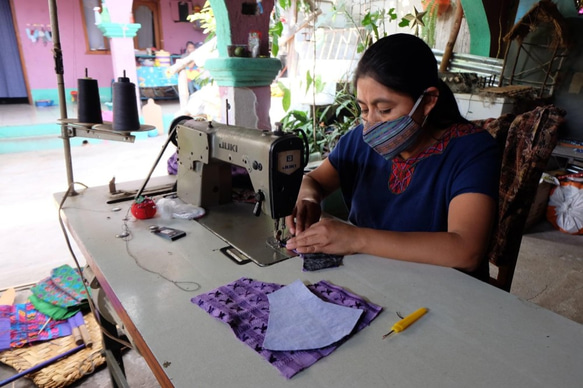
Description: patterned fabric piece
xmin=50 ymin=265 xmax=87 ymax=302
xmin=362 ymin=117 xmax=421 ymax=161
xmin=31 ymin=265 xmax=88 ymax=309
xmin=389 ymin=122 xmax=482 ymax=194
xmin=301 ymin=252 xmax=344 ymax=271
xmin=0 ymin=303 xmax=72 ymax=351
xmin=29 ymin=294 xmax=78 ymax=321
xmin=192 ymin=278 xmax=382 ymax=379
xmin=480 ymin=105 xmax=565 ymax=269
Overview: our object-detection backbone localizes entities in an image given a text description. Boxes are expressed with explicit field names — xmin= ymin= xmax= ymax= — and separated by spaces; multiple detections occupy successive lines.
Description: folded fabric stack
xmin=0 ymin=265 xmax=89 ymax=351
xmin=30 ymin=264 xmax=89 ymax=320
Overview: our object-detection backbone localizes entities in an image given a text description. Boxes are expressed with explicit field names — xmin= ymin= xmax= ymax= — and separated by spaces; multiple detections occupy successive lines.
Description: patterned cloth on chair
xmin=475 ymin=104 xmax=566 ymax=291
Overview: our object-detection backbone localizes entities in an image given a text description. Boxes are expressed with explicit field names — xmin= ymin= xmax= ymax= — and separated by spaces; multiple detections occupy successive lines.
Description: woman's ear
xmin=423 ymin=86 xmax=439 ymax=116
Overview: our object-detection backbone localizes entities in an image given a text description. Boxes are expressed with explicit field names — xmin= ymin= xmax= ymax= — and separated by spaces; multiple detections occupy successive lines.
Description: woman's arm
xmin=285 ymin=159 xmax=341 ymax=235
xmin=286 ymin=192 xmax=496 ymax=272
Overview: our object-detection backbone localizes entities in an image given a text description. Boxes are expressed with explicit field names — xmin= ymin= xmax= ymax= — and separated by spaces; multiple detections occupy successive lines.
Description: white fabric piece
xmin=262 ymin=279 xmax=363 ymax=351
xmin=549 ymin=184 xmax=583 ymax=234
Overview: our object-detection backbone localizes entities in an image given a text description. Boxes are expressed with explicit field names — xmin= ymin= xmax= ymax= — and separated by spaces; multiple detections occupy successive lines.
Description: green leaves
xmin=278 ymin=81 xmax=291 ymax=112
xmin=305 ymin=71 xmax=324 ymax=95
xmin=269 ymin=20 xmax=284 ymax=57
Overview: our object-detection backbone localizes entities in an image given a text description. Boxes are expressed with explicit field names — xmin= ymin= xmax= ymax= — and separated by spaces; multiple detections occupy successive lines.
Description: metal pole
xmin=48 ymin=0 xmax=77 ymax=194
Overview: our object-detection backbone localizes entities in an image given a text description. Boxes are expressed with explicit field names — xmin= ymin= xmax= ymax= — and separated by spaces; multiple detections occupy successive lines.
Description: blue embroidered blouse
xmin=327 ymin=122 xmax=500 ymax=232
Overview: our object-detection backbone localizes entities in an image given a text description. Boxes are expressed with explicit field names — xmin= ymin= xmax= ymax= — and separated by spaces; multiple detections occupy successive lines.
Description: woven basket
xmin=0 ymin=313 xmax=106 ymax=388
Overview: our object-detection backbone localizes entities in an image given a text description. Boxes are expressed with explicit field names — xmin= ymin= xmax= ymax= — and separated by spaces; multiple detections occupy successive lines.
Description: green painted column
xmin=204 ymin=57 xmax=281 ymax=87
xmin=205 ymin=0 xmax=281 ymax=129
xmin=97 ymin=23 xmax=141 ymax=38
xmin=208 ymin=0 xmax=231 ymax=58
xmin=459 ymin=0 xmax=491 ymax=56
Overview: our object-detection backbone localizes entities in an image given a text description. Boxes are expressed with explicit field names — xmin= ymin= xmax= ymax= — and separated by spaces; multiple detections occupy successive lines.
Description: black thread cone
xmin=112 ymin=76 xmax=140 ymax=131
xmin=77 ymin=78 xmax=103 ymax=124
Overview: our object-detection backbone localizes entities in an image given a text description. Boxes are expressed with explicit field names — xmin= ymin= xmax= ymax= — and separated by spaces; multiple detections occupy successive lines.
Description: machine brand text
xmin=218 ymin=141 xmax=238 ymax=152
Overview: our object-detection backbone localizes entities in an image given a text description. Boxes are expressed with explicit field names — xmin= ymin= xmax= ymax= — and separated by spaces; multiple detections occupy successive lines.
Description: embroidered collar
xmin=388 ymin=123 xmax=481 ymax=194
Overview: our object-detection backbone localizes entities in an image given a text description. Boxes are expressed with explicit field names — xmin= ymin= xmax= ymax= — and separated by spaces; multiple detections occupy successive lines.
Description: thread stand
xmin=58 ymin=119 xmax=138 ymax=143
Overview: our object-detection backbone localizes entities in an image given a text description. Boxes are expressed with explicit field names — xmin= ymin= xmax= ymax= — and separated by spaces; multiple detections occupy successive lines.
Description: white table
xmin=57 ymin=178 xmax=583 ymax=387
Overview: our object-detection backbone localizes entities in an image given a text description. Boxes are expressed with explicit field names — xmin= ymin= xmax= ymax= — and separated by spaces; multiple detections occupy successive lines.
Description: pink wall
xmin=159 ymin=5 xmax=206 ymax=55
xmin=13 ymin=0 xmax=113 ymax=92
xmin=12 ymin=0 xmax=205 ymax=96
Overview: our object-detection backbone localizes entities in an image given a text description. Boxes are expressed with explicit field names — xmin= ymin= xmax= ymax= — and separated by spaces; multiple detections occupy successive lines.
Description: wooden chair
xmin=475 ymin=105 xmax=566 ymax=291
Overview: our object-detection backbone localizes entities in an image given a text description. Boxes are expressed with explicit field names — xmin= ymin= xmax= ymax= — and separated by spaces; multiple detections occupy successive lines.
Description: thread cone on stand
xmin=112 ymin=73 xmax=140 ymax=132
xmin=77 ymin=71 xmax=103 ymax=124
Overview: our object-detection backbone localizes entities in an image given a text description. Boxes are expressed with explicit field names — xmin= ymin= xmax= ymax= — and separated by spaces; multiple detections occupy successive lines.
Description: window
xmin=81 ymin=0 xmax=109 ymax=52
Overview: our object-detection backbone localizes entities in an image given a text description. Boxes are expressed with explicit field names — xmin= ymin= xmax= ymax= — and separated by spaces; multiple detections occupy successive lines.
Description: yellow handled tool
xmin=382 ymin=307 xmax=428 ymax=339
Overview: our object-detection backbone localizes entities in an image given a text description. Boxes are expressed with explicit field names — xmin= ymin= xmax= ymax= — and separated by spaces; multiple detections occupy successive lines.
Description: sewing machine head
xmin=172 ymin=118 xmax=306 ymax=265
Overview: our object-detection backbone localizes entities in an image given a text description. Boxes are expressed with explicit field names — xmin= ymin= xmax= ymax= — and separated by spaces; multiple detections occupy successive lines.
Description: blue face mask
xmin=362 ymin=92 xmax=426 ymax=161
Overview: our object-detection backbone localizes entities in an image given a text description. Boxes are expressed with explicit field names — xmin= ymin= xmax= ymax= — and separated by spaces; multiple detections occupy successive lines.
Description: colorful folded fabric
xmin=28 ymin=294 xmax=78 ymax=321
xmin=30 ymin=265 xmax=88 ymax=313
xmin=0 ymin=303 xmax=72 ymax=351
xmin=192 ymin=278 xmax=382 ymax=379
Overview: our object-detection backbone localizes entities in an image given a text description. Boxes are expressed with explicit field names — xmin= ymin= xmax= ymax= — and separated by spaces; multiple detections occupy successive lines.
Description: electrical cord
xmin=57 ymin=182 xmax=133 ymax=350
xmin=57 ymin=181 xmax=201 ymax=352
xmin=117 ymin=205 xmax=201 ymax=292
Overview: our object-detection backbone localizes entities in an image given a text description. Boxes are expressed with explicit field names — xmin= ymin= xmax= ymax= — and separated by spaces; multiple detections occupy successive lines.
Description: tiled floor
xmin=0 ymin=102 xmax=63 ymax=126
xmin=1 ymin=101 xmax=582 ymax=387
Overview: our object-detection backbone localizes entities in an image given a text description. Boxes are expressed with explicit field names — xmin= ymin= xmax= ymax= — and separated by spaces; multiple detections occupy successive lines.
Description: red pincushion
xmin=131 ymin=197 xmax=157 ymax=219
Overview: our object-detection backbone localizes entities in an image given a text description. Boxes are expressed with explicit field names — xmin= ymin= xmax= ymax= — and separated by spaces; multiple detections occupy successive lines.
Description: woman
xmin=285 ymin=34 xmax=500 ymax=280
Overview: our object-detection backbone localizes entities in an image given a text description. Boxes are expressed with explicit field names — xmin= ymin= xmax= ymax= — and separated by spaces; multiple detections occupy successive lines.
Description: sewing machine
xmin=173 ymin=118 xmax=306 ymax=266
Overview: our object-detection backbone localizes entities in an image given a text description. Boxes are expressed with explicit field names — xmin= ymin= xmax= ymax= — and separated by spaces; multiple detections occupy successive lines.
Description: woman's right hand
xmin=285 ymin=197 xmax=322 ymax=236
xmin=285 ymin=158 xmax=341 ymax=236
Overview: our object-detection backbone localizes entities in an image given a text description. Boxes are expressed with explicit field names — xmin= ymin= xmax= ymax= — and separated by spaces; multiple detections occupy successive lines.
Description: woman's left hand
xmin=285 ymin=218 xmax=359 ymax=256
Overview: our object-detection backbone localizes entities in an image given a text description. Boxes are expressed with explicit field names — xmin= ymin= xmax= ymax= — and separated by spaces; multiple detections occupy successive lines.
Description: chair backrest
xmin=475 ymin=105 xmax=566 ymax=291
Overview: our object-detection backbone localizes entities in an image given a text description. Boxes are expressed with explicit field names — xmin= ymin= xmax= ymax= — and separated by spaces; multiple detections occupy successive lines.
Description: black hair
xmin=186 ymin=41 xmax=196 ymax=47
xmin=355 ymin=34 xmax=467 ymax=128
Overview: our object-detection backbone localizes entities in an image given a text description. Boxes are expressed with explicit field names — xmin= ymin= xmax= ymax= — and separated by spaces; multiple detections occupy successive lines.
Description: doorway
xmin=133 ymin=0 xmax=162 ymax=50
xmin=0 ymin=0 xmax=28 ymax=103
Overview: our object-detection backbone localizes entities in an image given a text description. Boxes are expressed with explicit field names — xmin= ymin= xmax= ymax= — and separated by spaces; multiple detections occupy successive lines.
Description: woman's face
xmin=356 ymin=76 xmax=418 ymax=127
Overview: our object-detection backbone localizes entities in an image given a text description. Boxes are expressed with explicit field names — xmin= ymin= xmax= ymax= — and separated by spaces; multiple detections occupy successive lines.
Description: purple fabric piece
xmin=67 ymin=311 xmax=84 ymax=332
xmin=0 ymin=310 xmax=10 ymax=351
xmin=191 ymin=278 xmax=382 ymax=379
xmin=167 ymin=152 xmax=178 ymax=175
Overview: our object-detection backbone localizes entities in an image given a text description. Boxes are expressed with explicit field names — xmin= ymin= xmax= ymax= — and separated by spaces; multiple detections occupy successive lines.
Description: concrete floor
xmin=0 ymin=101 xmax=582 ymax=387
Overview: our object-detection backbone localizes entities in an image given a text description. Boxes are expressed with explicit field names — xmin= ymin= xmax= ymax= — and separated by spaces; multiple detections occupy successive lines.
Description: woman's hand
xmin=286 ymin=218 xmax=360 ymax=256
xmin=285 ymin=198 xmax=322 ymax=236
xmin=285 ymin=159 xmax=341 ymax=236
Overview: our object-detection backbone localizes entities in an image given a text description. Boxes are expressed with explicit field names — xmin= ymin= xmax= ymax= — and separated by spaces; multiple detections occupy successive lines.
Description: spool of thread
xmin=112 ymin=74 xmax=140 ymax=131
xmin=77 ymin=75 xmax=103 ymax=124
